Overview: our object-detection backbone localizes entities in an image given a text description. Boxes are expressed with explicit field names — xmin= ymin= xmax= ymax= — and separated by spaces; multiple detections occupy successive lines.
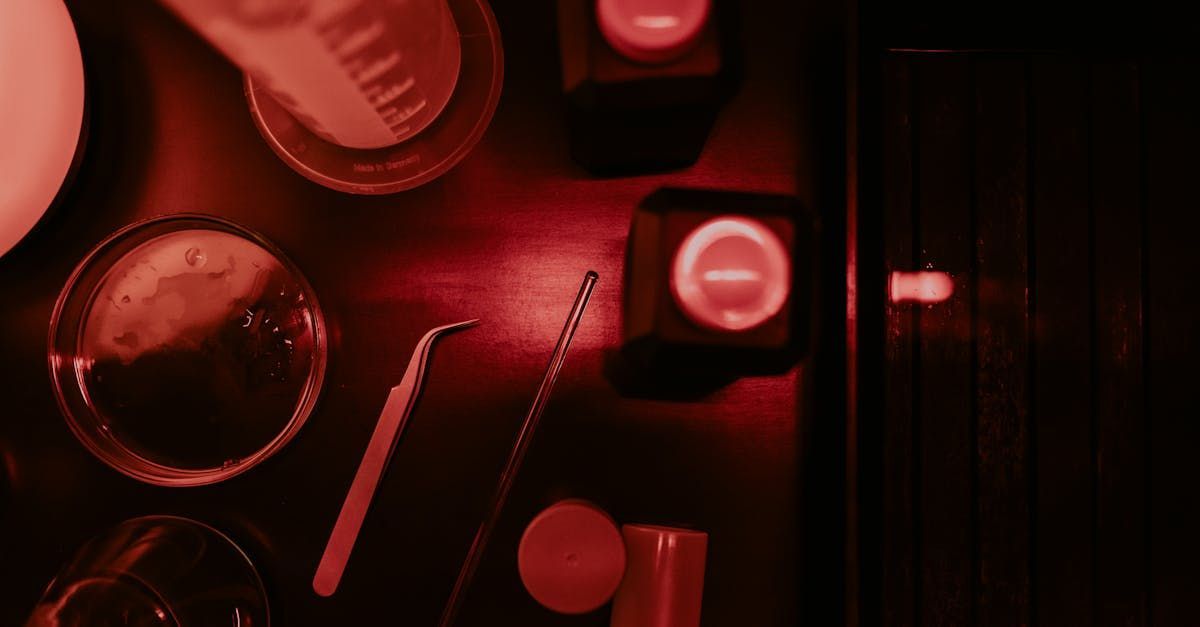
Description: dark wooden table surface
xmin=0 ymin=1 xmax=817 ymax=625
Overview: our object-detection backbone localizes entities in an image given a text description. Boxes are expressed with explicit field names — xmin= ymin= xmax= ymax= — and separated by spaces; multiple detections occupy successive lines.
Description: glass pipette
xmin=437 ymin=270 xmax=600 ymax=627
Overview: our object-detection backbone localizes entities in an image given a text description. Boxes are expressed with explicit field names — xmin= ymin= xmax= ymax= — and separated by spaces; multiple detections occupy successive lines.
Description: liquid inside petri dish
xmin=77 ymin=229 xmax=318 ymax=472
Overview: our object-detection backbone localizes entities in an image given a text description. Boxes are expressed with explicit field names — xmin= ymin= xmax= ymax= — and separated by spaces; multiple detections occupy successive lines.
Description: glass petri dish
xmin=26 ymin=515 xmax=269 ymax=627
xmin=48 ymin=215 xmax=326 ymax=486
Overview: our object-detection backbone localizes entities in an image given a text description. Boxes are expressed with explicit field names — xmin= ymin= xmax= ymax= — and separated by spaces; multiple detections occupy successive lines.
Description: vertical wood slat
xmin=1090 ymin=61 xmax=1148 ymax=627
xmin=972 ymin=58 xmax=1031 ymax=627
xmin=881 ymin=54 xmax=916 ymax=627
xmin=1031 ymin=57 xmax=1095 ymax=627
xmin=1144 ymin=58 xmax=1200 ymax=627
xmin=914 ymin=55 xmax=974 ymax=627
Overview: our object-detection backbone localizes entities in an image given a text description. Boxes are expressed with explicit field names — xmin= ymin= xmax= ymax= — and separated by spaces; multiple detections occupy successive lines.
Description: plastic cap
xmin=518 ymin=499 xmax=627 ymax=614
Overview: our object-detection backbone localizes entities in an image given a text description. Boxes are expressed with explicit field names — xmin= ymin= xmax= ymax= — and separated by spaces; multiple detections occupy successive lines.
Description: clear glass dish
xmin=48 ymin=214 xmax=326 ymax=486
xmin=25 ymin=515 xmax=269 ymax=627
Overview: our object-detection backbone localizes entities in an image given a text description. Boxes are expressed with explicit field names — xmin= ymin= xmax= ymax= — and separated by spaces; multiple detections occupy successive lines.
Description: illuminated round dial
xmin=595 ymin=0 xmax=711 ymax=64
xmin=670 ymin=215 xmax=791 ymax=332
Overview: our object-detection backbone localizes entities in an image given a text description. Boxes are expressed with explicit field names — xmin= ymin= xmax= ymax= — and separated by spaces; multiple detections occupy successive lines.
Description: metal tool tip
xmin=585 ymin=270 xmax=599 ymax=281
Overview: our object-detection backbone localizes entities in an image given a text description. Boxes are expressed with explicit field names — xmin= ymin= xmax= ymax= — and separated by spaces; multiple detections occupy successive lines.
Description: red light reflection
xmin=889 ymin=271 xmax=954 ymax=304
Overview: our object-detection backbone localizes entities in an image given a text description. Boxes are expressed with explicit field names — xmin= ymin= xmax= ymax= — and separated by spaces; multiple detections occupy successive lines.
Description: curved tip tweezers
xmin=314 ymin=318 xmax=479 ymax=597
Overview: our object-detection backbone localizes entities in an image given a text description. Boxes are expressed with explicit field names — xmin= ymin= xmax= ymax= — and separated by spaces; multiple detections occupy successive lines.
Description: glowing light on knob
xmin=596 ymin=0 xmax=711 ymax=64
xmin=889 ymin=271 xmax=954 ymax=304
xmin=702 ymin=269 xmax=763 ymax=282
xmin=670 ymin=216 xmax=791 ymax=332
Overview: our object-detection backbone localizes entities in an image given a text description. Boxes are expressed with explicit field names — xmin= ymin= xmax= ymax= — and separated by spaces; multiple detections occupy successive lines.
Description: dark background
xmin=0 ymin=1 xmax=844 ymax=626
xmin=847 ymin=1 xmax=1200 ymax=626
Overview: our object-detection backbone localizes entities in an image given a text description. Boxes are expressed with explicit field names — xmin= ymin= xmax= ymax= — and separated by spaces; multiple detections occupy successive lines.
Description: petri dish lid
xmin=243 ymin=0 xmax=503 ymax=195
xmin=0 ymin=0 xmax=86 ymax=258
xmin=48 ymin=215 xmax=326 ymax=486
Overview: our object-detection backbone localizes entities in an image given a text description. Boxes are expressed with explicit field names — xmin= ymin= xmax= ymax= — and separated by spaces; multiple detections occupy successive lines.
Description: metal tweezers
xmin=313 ymin=318 xmax=479 ymax=597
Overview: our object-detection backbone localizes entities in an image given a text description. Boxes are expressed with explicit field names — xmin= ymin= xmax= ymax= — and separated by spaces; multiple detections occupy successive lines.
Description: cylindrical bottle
xmin=158 ymin=0 xmax=462 ymax=149
xmin=610 ymin=524 xmax=708 ymax=627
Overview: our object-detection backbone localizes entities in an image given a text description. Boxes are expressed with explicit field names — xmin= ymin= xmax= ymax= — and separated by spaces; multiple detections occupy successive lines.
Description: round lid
xmin=595 ymin=0 xmax=711 ymax=64
xmin=0 ymin=0 xmax=86 ymax=258
xmin=518 ymin=499 xmax=626 ymax=614
xmin=670 ymin=215 xmax=791 ymax=332
xmin=243 ymin=0 xmax=503 ymax=194
xmin=49 ymin=215 xmax=326 ymax=486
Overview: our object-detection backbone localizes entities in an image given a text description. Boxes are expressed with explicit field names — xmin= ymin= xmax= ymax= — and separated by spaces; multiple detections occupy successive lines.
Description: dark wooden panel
xmin=860 ymin=0 xmax=1200 ymax=53
xmin=871 ymin=50 xmax=1200 ymax=627
xmin=913 ymin=54 xmax=974 ymax=627
xmin=1144 ymin=58 xmax=1200 ymax=627
xmin=1030 ymin=57 xmax=1094 ymax=627
xmin=972 ymin=57 xmax=1030 ymax=627
xmin=881 ymin=54 xmax=916 ymax=627
xmin=1089 ymin=61 xmax=1148 ymax=627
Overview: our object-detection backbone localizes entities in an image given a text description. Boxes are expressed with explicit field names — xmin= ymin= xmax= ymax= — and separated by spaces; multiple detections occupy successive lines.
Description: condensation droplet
xmin=185 ymin=247 xmax=207 ymax=268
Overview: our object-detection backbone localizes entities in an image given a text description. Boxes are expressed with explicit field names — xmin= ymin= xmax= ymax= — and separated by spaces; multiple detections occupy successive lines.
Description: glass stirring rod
xmin=437 ymin=270 xmax=599 ymax=627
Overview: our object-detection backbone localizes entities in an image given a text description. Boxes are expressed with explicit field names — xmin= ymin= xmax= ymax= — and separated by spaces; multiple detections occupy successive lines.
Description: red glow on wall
xmin=889 ymin=271 xmax=954 ymax=304
xmin=670 ymin=216 xmax=791 ymax=331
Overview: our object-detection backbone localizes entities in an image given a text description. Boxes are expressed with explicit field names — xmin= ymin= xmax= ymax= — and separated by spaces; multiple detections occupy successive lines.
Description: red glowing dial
xmin=596 ymin=0 xmax=711 ymax=64
xmin=670 ymin=216 xmax=791 ymax=332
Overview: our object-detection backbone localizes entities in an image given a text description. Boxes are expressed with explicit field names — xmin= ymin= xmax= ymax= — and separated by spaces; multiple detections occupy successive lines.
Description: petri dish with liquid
xmin=48 ymin=215 xmax=326 ymax=486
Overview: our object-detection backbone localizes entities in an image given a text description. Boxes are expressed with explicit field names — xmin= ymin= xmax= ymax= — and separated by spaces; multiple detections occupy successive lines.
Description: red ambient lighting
xmin=889 ymin=271 xmax=954 ymax=304
xmin=670 ymin=216 xmax=791 ymax=332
